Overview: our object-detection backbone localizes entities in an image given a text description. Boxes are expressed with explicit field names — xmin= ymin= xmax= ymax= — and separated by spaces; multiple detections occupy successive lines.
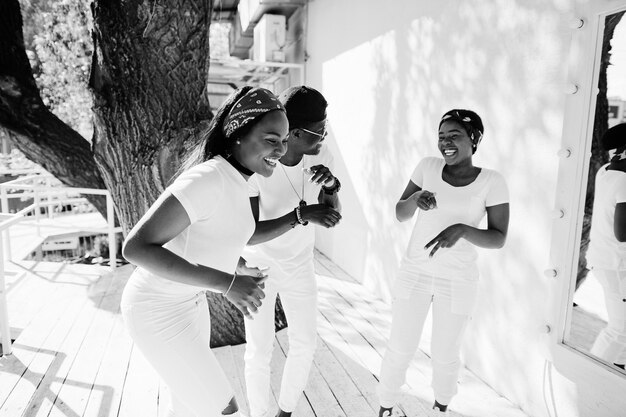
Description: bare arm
xmin=123 ymin=191 xmax=233 ymax=290
xmin=123 ymin=191 xmax=265 ymax=317
xmin=395 ymin=180 xmax=437 ymax=222
xmin=425 ymin=203 xmax=510 ymax=257
xmin=318 ymin=188 xmax=341 ymax=211
xmin=615 ymin=202 xmax=626 ymax=242
xmin=247 ymin=196 xmax=299 ymax=245
xmin=248 ymin=196 xmax=342 ymax=245
xmin=308 ymin=164 xmax=341 ymax=212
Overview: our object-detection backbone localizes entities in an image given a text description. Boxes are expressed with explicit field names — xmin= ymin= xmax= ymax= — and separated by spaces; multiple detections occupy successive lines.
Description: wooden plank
xmin=81 ymin=311 xmax=133 ymax=417
xmin=0 ymin=263 xmax=104 ymax=413
xmin=312 ymin=337 xmax=373 ymax=416
xmin=3 ymin=262 xmax=67 ymax=334
xmin=314 ymin=251 xmax=357 ymax=283
xmin=0 ymin=277 xmax=90 ymax=417
xmin=23 ymin=275 xmax=112 ymax=417
xmin=47 ymin=277 xmax=121 ymax=417
xmin=116 ymin=345 xmax=159 ymax=417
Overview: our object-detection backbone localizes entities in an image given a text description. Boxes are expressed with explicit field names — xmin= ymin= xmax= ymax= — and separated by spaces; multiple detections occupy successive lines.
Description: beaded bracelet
xmin=295 ymin=205 xmax=308 ymax=225
xmin=223 ymin=272 xmax=236 ymax=297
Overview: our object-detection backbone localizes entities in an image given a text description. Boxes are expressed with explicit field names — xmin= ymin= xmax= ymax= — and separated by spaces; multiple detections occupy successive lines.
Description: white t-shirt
xmin=131 ymin=156 xmax=255 ymax=296
xmin=242 ymin=146 xmax=334 ymax=272
xmin=401 ymin=157 xmax=509 ymax=280
xmin=587 ymin=164 xmax=626 ymax=270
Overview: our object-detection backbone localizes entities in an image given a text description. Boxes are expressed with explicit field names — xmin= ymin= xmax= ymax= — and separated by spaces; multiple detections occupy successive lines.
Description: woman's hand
xmin=425 ymin=224 xmax=467 ymax=257
xmin=301 ymin=203 xmax=342 ymax=228
xmin=411 ymin=189 xmax=437 ymax=211
xmin=224 ymin=273 xmax=267 ymax=319
xmin=236 ymin=258 xmax=269 ymax=289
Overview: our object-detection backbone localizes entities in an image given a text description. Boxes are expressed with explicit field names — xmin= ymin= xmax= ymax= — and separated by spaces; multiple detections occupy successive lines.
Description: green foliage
xmin=20 ymin=0 xmax=93 ymax=140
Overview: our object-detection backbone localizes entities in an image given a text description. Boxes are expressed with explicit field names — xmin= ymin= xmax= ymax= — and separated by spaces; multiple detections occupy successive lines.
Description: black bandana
xmin=223 ymin=87 xmax=285 ymax=138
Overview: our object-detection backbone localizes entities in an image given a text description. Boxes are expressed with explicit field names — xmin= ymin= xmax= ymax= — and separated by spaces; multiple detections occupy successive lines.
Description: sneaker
xmin=432 ymin=401 xmax=449 ymax=415
xmin=379 ymin=407 xmax=393 ymax=417
xmin=379 ymin=407 xmax=405 ymax=417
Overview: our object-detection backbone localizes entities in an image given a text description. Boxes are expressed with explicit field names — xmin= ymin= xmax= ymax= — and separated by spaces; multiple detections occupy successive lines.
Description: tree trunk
xmin=576 ymin=12 xmax=624 ymax=290
xmin=89 ymin=0 xmax=214 ymax=234
xmin=89 ymin=0 xmax=286 ymax=346
xmin=0 ymin=0 xmax=107 ymax=215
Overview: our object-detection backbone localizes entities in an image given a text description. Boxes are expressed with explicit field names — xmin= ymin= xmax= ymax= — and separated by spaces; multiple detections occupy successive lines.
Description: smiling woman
xmin=119 ymin=86 xmax=288 ymax=416
xmin=377 ymin=109 xmax=510 ymax=416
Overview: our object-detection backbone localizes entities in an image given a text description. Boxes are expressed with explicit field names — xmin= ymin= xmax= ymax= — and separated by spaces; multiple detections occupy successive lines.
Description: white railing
xmin=0 ymin=173 xmax=122 ymax=356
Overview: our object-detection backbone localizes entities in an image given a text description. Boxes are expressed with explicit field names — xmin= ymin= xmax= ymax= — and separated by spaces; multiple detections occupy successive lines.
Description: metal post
xmin=45 ymin=177 xmax=53 ymax=219
xmin=1 ymin=187 xmax=11 ymax=260
xmin=0 ymin=236 xmax=12 ymax=356
xmin=34 ymin=187 xmax=41 ymax=236
xmin=106 ymin=193 xmax=116 ymax=270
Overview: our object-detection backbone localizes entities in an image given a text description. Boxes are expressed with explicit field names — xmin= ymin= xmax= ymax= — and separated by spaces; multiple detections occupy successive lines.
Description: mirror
xmin=565 ymin=8 xmax=626 ymax=373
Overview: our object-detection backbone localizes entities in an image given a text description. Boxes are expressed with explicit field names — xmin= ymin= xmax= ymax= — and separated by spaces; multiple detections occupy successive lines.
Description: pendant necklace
xmin=280 ymin=156 xmax=306 ymax=207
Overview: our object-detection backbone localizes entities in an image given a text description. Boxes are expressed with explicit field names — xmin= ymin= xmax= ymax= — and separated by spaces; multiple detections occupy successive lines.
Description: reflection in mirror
xmin=567 ymin=9 xmax=626 ymax=374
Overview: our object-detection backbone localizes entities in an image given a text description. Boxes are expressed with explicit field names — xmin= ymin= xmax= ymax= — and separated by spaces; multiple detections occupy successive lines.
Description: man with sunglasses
xmin=241 ymin=86 xmax=342 ymax=417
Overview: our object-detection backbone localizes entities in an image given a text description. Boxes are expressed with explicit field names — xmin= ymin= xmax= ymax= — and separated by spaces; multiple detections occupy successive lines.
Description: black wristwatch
xmin=322 ymin=177 xmax=341 ymax=195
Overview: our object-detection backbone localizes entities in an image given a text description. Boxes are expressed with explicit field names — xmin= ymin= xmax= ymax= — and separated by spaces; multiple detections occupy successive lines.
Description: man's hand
xmin=307 ymin=164 xmax=335 ymax=186
xmin=301 ymin=203 xmax=342 ymax=228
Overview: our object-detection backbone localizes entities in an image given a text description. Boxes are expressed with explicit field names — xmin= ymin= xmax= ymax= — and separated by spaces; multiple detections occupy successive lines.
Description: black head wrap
xmin=600 ymin=123 xmax=626 ymax=151
xmin=439 ymin=109 xmax=484 ymax=153
xmin=278 ymin=86 xmax=328 ymax=129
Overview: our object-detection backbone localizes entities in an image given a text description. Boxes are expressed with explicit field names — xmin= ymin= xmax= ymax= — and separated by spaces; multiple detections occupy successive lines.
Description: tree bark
xmin=576 ymin=12 xmax=624 ymax=290
xmin=89 ymin=0 xmax=214 ymax=234
xmin=0 ymin=0 xmax=107 ymax=215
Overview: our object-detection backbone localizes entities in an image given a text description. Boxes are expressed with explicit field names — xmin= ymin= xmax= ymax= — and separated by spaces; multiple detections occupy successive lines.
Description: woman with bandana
xmin=120 ymin=86 xmax=289 ymax=417
xmin=588 ymin=122 xmax=626 ymax=370
xmin=377 ymin=109 xmax=510 ymax=416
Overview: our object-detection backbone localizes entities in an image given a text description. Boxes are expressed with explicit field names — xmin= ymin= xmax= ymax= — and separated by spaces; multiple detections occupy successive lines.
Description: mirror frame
xmin=550 ymin=0 xmax=626 ymax=389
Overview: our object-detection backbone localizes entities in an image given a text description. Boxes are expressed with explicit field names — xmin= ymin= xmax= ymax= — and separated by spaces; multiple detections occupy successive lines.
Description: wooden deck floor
xmin=0 ymin=218 xmax=528 ymax=417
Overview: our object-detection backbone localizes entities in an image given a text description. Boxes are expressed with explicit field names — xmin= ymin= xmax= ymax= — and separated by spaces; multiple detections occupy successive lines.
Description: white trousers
xmin=590 ymin=268 xmax=626 ymax=365
xmin=121 ymin=272 xmax=235 ymax=417
xmin=244 ymin=260 xmax=317 ymax=417
xmin=378 ymin=272 xmax=475 ymax=407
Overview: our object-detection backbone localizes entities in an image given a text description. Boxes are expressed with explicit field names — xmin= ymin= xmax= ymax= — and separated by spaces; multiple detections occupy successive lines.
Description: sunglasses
xmin=299 ymin=123 xmax=328 ymax=139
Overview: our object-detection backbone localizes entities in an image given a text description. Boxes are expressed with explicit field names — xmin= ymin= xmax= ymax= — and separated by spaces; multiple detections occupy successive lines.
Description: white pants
xmin=244 ymin=260 xmax=317 ymax=417
xmin=378 ymin=272 xmax=476 ymax=407
xmin=590 ymin=268 xmax=626 ymax=365
xmin=121 ymin=271 xmax=235 ymax=417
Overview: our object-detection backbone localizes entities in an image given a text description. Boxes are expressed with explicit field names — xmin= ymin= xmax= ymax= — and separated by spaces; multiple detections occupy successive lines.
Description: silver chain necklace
xmin=280 ymin=156 xmax=307 ymax=207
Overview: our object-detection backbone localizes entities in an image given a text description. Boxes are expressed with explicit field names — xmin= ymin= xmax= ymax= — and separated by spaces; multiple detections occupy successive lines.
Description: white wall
xmin=305 ymin=0 xmax=625 ymax=416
